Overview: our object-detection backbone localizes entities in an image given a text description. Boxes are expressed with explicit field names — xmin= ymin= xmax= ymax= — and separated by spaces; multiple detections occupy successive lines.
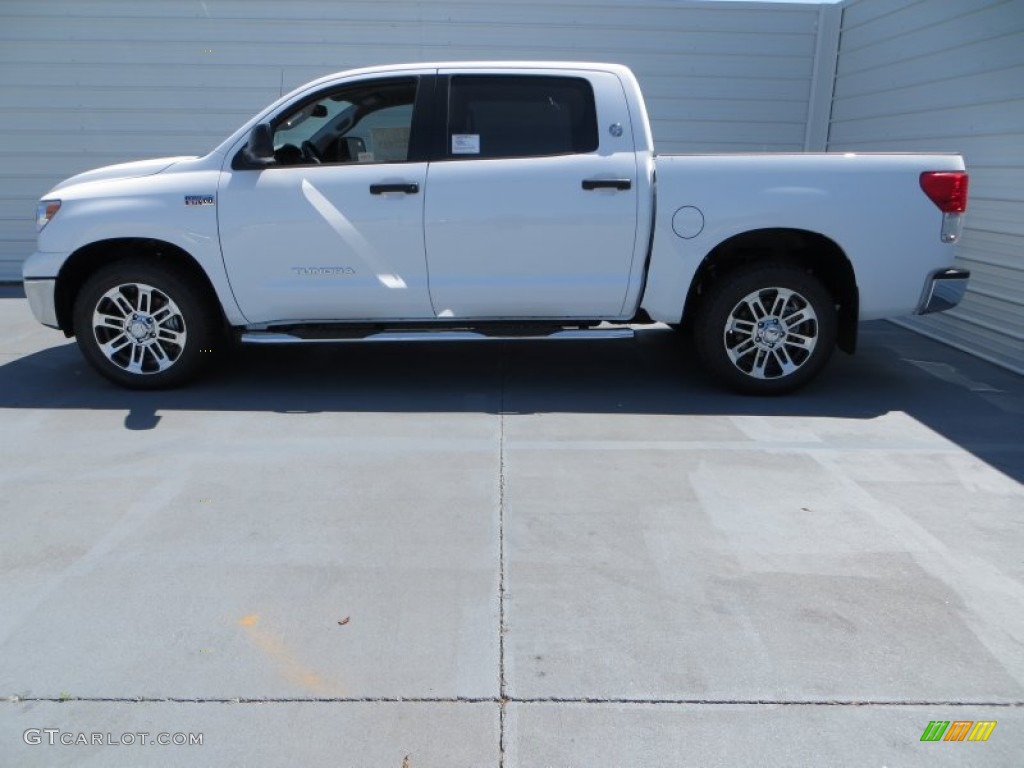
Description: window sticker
xmin=451 ymin=134 xmax=481 ymax=155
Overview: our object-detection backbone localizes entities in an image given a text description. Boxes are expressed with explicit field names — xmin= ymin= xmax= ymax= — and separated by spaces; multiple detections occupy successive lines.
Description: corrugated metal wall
xmin=0 ymin=0 xmax=825 ymax=281
xmin=828 ymin=0 xmax=1024 ymax=374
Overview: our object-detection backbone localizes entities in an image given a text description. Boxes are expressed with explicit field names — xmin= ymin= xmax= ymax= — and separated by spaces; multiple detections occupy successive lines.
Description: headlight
xmin=37 ymin=199 xmax=61 ymax=231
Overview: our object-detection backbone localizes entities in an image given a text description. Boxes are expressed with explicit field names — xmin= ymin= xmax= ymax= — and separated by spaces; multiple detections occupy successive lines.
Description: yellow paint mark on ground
xmin=237 ymin=614 xmax=340 ymax=695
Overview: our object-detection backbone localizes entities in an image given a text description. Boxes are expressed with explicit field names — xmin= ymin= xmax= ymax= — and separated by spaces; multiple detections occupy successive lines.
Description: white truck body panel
xmin=644 ymin=152 xmax=966 ymax=324
xmin=219 ymin=160 xmax=434 ymax=323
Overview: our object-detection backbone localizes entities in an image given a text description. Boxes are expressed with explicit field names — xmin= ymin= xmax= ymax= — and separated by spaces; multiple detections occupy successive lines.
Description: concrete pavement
xmin=1 ymin=285 xmax=1022 ymax=766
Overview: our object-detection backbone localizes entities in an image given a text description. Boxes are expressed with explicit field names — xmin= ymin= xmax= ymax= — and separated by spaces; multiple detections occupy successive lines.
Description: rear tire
xmin=73 ymin=260 xmax=219 ymax=389
xmin=693 ymin=264 xmax=837 ymax=395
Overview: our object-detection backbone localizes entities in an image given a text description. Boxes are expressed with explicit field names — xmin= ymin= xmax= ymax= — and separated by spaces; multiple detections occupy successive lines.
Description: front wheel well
xmin=55 ymin=238 xmax=224 ymax=335
xmin=681 ymin=228 xmax=859 ymax=353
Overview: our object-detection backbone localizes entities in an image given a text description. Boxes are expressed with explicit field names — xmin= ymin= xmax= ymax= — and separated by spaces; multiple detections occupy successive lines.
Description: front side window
xmin=446 ymin=75 xmax=599 ymax=160
xmin=271 ymin=78 xmax=417 ymax=166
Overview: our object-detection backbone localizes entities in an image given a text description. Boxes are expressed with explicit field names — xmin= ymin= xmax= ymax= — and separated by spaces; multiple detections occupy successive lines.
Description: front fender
xmin=35 ymin=167 xmax=245 ymax=326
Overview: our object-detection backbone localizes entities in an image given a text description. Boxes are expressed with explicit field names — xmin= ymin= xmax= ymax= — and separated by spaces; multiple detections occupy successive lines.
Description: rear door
xmin=423 ymin=69 xmax=638 ymax=319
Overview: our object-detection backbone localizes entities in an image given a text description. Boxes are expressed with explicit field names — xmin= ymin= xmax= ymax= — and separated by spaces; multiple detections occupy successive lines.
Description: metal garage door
xmin=828 ymin=0 xmax=1024 ymax=374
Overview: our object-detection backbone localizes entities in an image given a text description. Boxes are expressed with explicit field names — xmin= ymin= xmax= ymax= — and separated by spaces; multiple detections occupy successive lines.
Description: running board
xmin=240 ymin=328 xmax=635 ymax=345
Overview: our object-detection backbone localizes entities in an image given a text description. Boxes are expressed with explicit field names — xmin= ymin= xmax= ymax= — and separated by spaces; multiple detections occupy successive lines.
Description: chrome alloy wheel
xmin=91 ymin=282 xmax=187 ymax=374
xmin=723 ymin=286 xmax=819 ymax=380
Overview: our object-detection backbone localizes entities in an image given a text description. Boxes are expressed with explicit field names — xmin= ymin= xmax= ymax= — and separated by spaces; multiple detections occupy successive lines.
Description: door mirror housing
xmin=244 ymin=123 xmax=275 ymax=164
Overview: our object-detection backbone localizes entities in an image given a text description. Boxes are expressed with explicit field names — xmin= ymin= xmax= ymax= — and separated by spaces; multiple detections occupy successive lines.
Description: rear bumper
xmin=915 ymin=268 xmax=970 ymax=315
xmin=24 ymin=278 xmax=59 ymax=328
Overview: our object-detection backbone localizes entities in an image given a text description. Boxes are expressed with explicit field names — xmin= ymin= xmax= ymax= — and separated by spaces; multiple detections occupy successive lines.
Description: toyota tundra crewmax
xmin=22 ymin=62 xmax=970 ymax=394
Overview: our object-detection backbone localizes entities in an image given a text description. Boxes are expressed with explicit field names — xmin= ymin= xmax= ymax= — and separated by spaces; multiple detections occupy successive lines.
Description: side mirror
xmin=244 ymin=123 xmax=275 ymax=164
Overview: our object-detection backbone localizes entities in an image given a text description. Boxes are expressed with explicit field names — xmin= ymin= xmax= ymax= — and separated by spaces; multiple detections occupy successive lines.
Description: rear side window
xmin=447 ymin=75 xmax=598 ymax=159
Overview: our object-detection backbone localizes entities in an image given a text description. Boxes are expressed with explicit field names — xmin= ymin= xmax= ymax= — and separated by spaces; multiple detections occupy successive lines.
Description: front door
xmin=218 ymin=75 xmax=434 ymax=324
xmin=424 ymin=71 xmax=639 ymax=319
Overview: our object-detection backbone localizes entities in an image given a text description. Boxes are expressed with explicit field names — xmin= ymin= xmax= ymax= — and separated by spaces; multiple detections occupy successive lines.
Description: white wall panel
xmin=0 ymin=0 xmax=824 ymax=280
xmin=829 ymin=0 xmax=1024 ymax=375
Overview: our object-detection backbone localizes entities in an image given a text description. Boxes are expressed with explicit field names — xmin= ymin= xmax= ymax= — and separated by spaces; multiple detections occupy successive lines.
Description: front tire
xmin=693 ymin=264 xmax=837 ymax=395
xmin=73 ymin=260 xmax=218 ymax=389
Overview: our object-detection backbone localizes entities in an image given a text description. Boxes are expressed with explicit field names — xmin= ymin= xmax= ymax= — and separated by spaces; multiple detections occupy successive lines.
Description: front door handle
xmin=582 ymin=178 xmax=632 ymax=191
xmin=370 ymin=183 xmax=419 ymax=195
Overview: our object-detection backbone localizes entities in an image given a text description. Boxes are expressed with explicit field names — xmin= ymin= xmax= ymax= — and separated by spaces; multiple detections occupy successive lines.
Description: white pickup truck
xmin=23 ymin=61 xmax=970 ymax=394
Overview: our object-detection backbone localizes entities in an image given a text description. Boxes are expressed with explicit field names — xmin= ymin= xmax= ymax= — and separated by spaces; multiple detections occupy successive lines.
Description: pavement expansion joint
xmin=497 ymin=344 xmax=509 ymax=768
xmin=8 ymin=696 xmax=1024 ymax=707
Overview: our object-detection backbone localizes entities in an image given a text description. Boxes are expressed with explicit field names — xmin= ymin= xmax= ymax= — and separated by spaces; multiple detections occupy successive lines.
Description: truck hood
xmin=48 ymin=156 xmax=195 ymax=194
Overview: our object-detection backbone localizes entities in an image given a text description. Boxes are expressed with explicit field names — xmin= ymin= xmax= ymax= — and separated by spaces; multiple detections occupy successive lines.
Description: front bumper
xmin=915 ymin=268 xmax=970 ymax=315
xmin=24 ymin=278 xmax=59 ymax=328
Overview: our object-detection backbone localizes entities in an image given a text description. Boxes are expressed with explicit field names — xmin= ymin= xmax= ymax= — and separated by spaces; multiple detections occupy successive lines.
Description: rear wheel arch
xmin=682 ymin=228 xmax=858 ymax=354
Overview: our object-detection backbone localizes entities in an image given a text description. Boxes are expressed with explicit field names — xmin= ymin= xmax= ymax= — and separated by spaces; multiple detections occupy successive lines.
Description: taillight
xmin=920 ymin=171 xmax=968 ymax=213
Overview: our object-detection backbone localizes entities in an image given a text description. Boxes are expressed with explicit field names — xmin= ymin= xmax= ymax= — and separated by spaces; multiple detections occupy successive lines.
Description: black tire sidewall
xmin=694 ymin=265 xmax=837 ymax=395
xmin=73 ymin=260 xmax=215 ymax=389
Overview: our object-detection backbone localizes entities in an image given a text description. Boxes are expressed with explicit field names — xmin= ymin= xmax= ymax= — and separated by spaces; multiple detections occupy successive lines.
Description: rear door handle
xmin=370 ymin=183 xmax=419 ymax=195
xmin=582 ymin=179 xmax=632 ymax=191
